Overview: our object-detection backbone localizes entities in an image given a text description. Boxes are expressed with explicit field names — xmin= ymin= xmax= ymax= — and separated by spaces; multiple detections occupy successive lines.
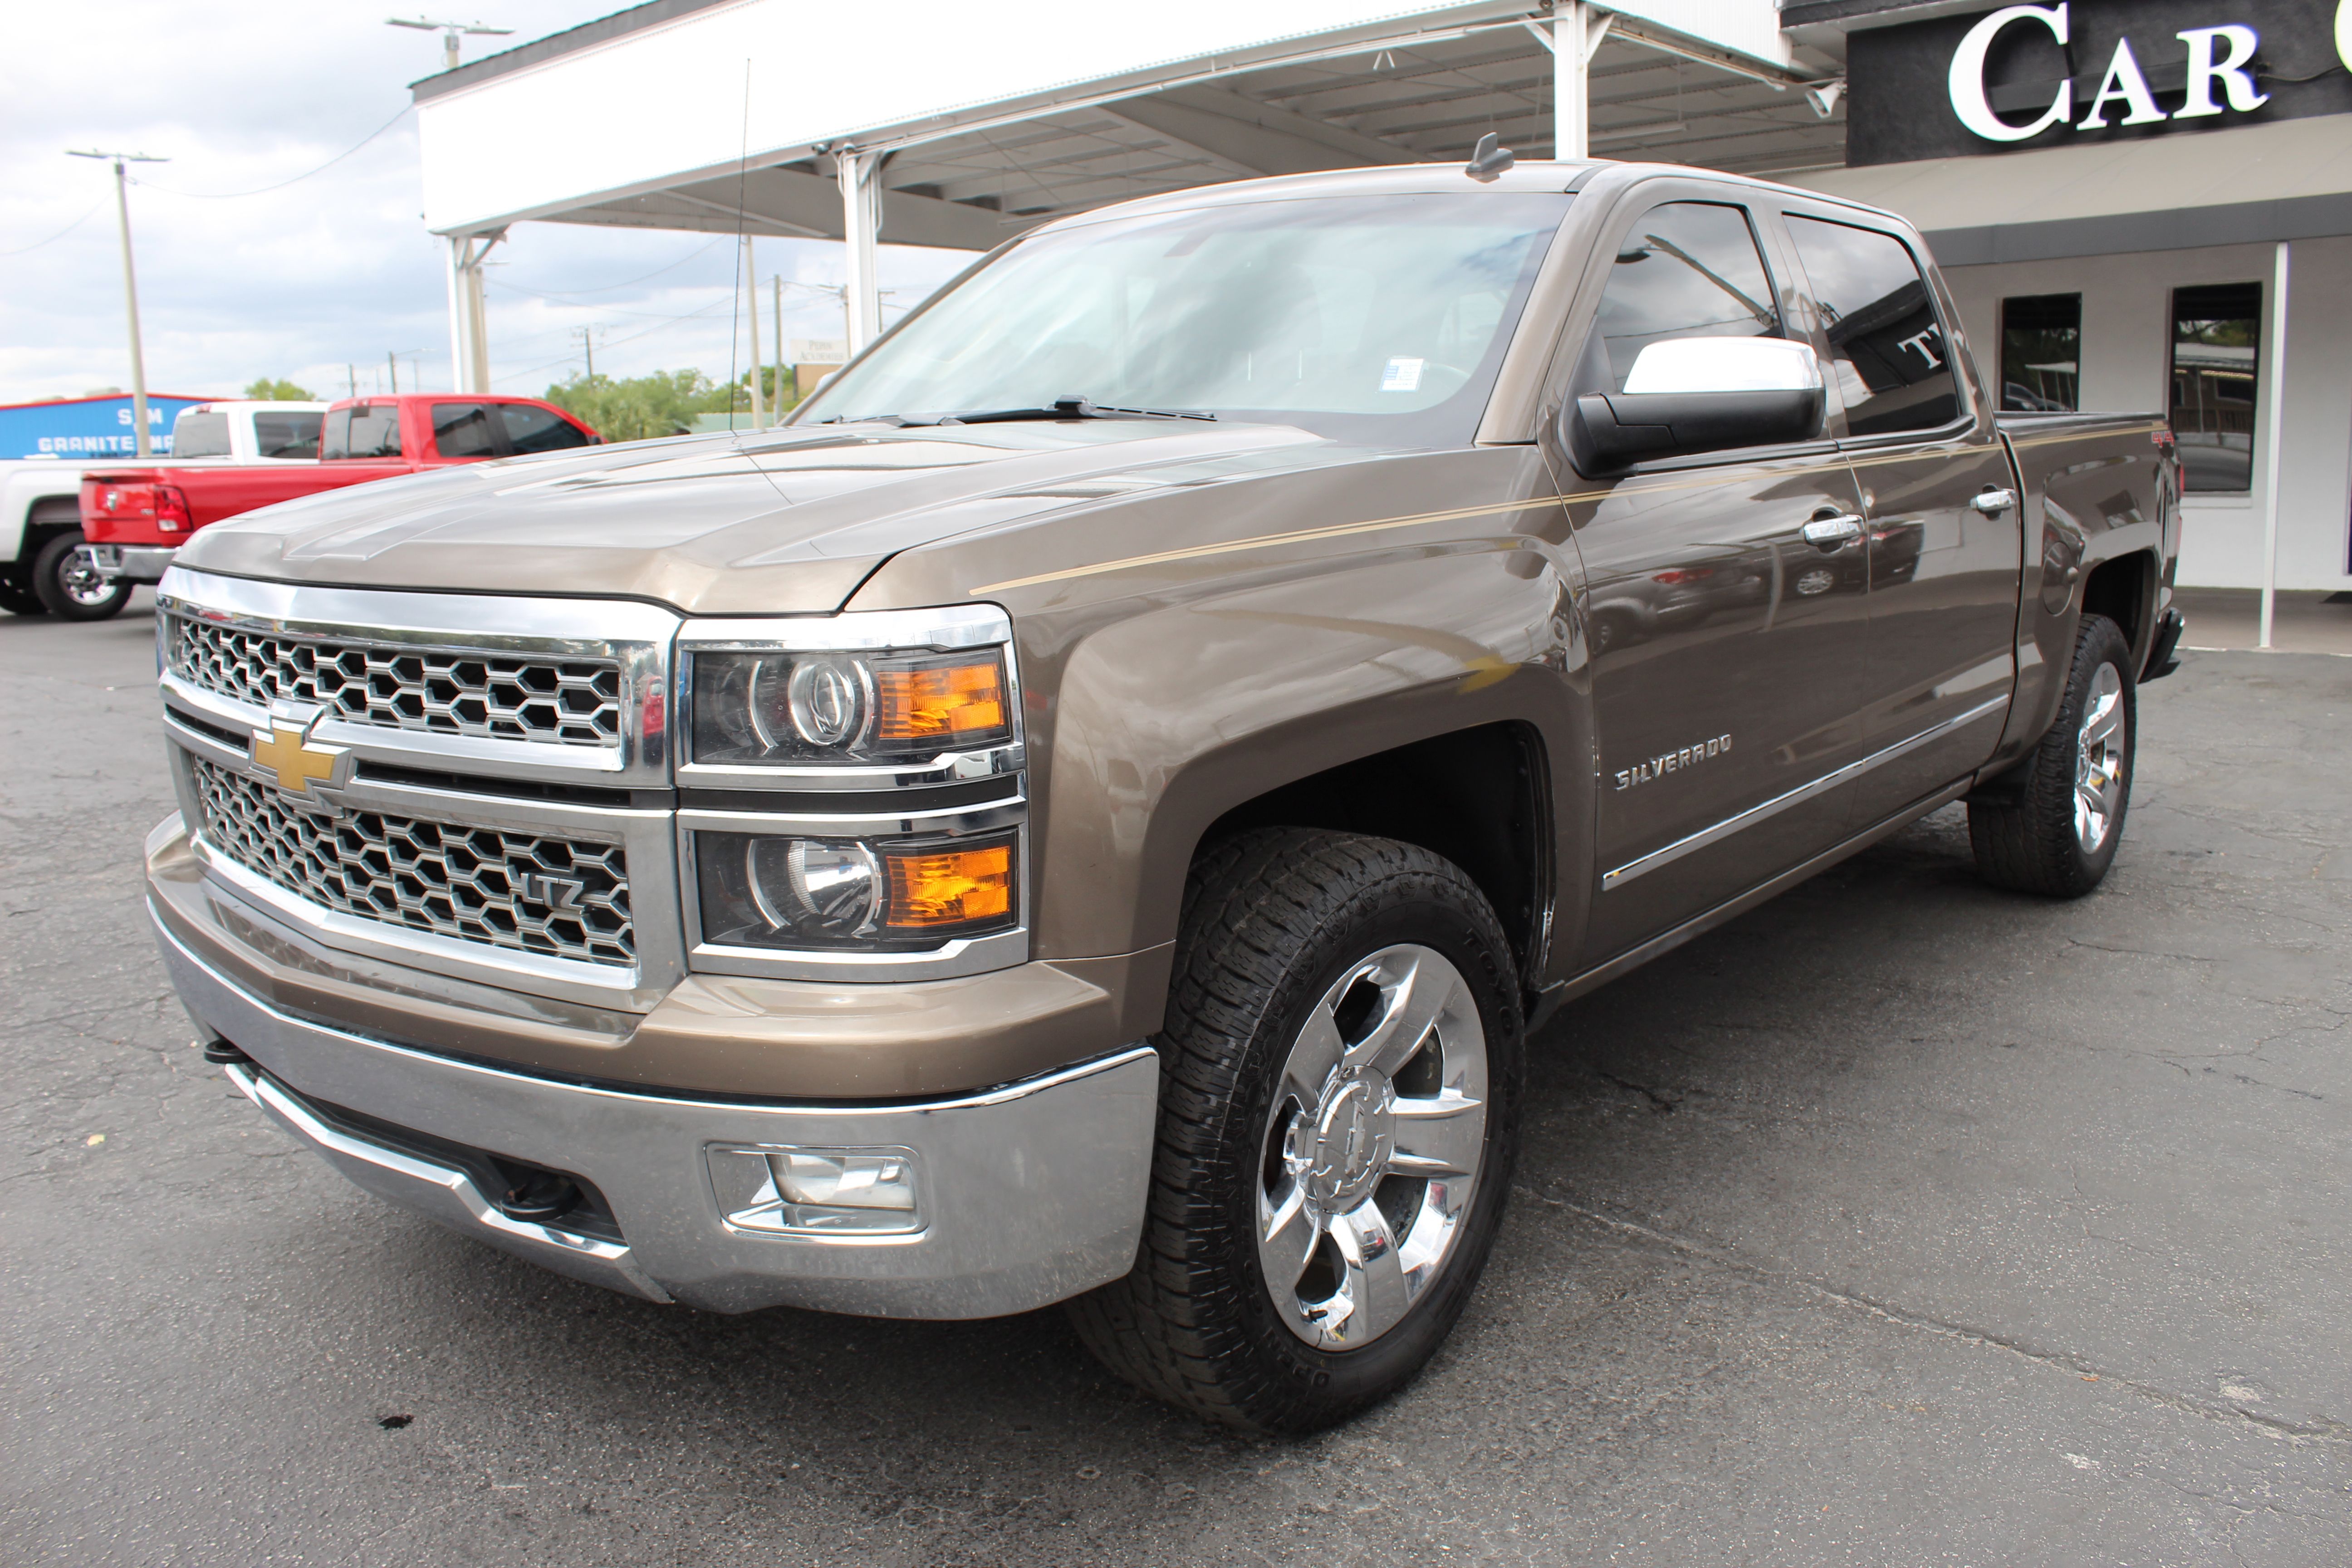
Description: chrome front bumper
xmin=155 ymin=909 xmax=1158 ymax=1319
xmin=77 ymin=543 xmax=178 ymax=583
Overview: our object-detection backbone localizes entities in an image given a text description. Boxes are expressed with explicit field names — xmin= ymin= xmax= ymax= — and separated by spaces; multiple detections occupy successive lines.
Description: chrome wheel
xmin=59 ymin=548 xmax=115 ymax=607
xmin=1257 ymin=943 xmax=1488 ymax=1351
xmin=2075 ymin=662 xmax=2127 ymax=852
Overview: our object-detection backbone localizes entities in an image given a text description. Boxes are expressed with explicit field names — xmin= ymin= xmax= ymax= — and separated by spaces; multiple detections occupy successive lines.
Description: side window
xmin=253 ymin=412 xmax=320 ymax=459
xmin=432 ymin=402 xmax=500 ymax=458
xmin=1784 ymin=216 xmax=1960 ymax=436
xmin=322 ymin=405 xmax=401 ymax=459
xmin=1590 ymin=201 xmax=1782 ymax=392
xmin=500 ymin=402 xmax=592 ymax=454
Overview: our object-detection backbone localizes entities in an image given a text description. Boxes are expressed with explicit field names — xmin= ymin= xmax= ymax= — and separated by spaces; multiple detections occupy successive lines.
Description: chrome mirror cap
xmin=1622 ymin=336 xmax=1823 ymax=395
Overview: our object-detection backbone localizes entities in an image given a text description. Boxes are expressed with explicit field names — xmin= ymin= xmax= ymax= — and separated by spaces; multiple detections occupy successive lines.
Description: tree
xmin=244 ymin=377 xmax=319 ymax=402
xmin=541 ymin=368 xmax=749 ymax=444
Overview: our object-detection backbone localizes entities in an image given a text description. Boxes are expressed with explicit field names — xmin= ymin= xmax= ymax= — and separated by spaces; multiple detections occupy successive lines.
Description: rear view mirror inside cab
xmin=1569 ymin=337 xmax=1826 ymax=471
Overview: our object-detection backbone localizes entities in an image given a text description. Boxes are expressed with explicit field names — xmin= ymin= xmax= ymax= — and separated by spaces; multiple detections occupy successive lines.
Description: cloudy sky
xmin=0 ymin=1 xmax=970 ymax=406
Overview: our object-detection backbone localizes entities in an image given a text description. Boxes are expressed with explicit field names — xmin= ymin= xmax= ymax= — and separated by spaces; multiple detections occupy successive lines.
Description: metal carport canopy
xmin=412 ymin=0 xmax=1839 ymax=385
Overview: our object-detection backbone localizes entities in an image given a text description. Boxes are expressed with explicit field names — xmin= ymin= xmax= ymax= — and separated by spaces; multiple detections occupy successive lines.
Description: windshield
xmin=794 ymin=191 xmax=1572 ymax=447
xmin=171 ymin=411 xmax=230 ymax=458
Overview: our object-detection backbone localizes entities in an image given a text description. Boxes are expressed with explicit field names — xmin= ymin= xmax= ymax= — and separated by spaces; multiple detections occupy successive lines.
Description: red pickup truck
xmin=75 ymin=393 xmax=598 ymax=613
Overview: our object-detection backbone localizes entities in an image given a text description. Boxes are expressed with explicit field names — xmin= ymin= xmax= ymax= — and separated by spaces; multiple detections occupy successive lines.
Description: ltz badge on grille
xmin=247 ymin=712 xmax=352 ymax=806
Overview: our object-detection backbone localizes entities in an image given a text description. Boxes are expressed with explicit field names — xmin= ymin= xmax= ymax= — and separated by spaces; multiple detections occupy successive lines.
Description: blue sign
xmin=0 ymin=393 xmax=207 ymax=460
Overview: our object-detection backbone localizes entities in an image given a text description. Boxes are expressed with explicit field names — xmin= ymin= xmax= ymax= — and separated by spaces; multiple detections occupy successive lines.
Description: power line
xmin=0 ymin=198 xmax=105 ymax=257
xmin=489 ymin=295 xmax=741 ymax=387
xmin=129 ymin=106 xmax=412 ymax=199
xmin=487 ymin=237 xmax=729 ymax=298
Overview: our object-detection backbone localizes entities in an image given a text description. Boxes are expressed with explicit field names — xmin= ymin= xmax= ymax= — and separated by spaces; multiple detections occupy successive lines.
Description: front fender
xmin=1029 ymin=541 xmax=1591 ymax=972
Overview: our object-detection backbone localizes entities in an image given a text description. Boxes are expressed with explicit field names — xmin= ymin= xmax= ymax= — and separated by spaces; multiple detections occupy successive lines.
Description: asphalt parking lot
xmin=5 ymin=598 xmax=2348 ymax=1566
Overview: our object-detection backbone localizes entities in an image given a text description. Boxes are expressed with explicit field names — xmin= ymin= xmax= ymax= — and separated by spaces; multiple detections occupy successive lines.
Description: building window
xmin=1999 ymin=294 xmax=2079 ymax=412
xmin=2170 ymin=283 xmax=2261 ymax=494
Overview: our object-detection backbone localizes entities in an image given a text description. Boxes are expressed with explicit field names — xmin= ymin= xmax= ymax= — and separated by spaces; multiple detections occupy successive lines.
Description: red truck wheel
xmin=1068 ymin=828 xmax=1524 ymax=1434
xmin=31 ymin=530 xmax=132 ymax=622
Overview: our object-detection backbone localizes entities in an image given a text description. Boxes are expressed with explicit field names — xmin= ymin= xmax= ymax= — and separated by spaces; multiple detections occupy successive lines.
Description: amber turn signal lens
xmin=883 ymin=841 xmax=1014 ymax=929
xmin=872 ymin=654 xmax=1007 ymax=743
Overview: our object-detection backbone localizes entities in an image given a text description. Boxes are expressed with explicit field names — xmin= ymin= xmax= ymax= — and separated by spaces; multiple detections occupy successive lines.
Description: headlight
xmin=691 ymin=647 xmax=1012 ymax=766
xmin=695 ymin=830 xmax=1016 ymax=951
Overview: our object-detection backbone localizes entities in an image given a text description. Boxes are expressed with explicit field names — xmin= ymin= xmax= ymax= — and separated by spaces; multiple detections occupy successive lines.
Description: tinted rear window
xmin=322 ymin=405 xmax=402 ymax=459
xmin=171 ymin=411 xmax=231 ymax=458
xmin=501 ymin=403 xmax=591 ymax=454
xmin=254 ymin=412 xmax=321 ymax=459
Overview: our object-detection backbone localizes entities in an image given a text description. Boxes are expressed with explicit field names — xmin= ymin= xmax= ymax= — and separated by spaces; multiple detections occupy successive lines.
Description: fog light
xmin=707 ymin=1144 xmax=922 ymax=1235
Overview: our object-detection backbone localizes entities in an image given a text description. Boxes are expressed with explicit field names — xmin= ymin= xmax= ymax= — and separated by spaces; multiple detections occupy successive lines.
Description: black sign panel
xmin=1845 ymin=0 xmax=2352 ymax=167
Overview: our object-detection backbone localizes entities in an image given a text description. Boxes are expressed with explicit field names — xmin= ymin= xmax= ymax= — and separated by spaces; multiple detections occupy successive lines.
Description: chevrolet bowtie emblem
xmin=248 ymin=717 xmax=351 ymax=799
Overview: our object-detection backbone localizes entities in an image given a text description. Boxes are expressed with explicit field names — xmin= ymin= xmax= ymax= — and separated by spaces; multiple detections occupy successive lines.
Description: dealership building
xmin=415 ymin=0 xmax=2352 ymax=593
xmin=1785 ymin=0 xmax=2352 ymax=595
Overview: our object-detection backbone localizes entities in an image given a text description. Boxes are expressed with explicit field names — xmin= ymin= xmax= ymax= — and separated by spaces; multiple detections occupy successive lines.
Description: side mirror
xmin=1569 ymin=337 xmax=1826 ymax=471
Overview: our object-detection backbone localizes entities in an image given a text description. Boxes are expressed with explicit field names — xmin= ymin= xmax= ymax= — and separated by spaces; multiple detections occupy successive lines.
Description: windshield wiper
xmin=831 ymin=395 xmax=1215 ymax=427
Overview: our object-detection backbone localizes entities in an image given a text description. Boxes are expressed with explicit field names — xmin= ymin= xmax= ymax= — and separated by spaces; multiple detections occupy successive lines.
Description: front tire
xmin=1068 ymin=829 xmax=1524 ymax=1433
xmin=0 ymin=575 xmax=46 ymax=617
xmin=31 ymin=530 xmax=132 ymax=621
xmin=1969 ymin=612 xmax=2136 ymax=897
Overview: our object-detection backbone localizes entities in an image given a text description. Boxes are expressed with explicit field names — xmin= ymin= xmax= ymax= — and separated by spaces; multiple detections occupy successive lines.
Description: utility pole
xmin=387 ymin=351 xmax=399 ymax=395
xmin=570 ymin=324 xmax=603 ymax=380
xmin=386 ymin=15 xmax=515 ymax=72
xmin=742 ymin=236 xmax=765 ymax=428
xmin=66 ymin=149 xmax=167 ymax=457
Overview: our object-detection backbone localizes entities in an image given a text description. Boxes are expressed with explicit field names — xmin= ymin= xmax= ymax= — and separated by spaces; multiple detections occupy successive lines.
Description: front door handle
xmin=1801 ymin=513 xmax=1864 ymax=547
xmin=1970 ymin=487 xmax=2018 ymax=515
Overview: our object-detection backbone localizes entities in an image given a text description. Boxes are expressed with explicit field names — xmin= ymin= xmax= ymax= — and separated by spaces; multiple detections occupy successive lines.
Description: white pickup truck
xmin=2 ymin=399 xmax=323 ymax=621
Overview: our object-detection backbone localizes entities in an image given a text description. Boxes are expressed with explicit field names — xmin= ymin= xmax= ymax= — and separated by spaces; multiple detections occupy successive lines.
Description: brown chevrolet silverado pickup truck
xmin=145 ymin=157 xmax=2183 ymax=1433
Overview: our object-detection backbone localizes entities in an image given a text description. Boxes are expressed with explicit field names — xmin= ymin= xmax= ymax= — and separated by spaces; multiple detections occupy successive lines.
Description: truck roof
xmin=1047 ymin=159 xmax=1917 ymax=239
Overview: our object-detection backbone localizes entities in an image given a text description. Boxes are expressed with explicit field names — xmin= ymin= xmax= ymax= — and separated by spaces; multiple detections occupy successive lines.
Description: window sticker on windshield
xmin=1380 ymin=357 xmax=1425 ymax=393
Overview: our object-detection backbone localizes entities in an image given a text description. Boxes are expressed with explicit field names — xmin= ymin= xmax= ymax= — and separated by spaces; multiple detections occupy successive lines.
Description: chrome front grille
xmin=188 ymin=756 xmax=635 ymax=968
xmin=167 ymin=616 xmax=623 ymax=747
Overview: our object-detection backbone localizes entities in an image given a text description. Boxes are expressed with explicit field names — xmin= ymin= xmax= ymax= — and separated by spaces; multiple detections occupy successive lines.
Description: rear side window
xmin=254 ymin=412 xmax=321 ymax=459
xmin=322 ymin=405 xmax=402 ymax=459
xmin=171 ymin=411 xmax=231 ymax=458
xmin=1784 ymin=216 xmax=1960 ymax=436
xmin=500 ymin=403 xmax=591 ymax=454
xmin=1590 ymin=202 xmax=1782 ymax=392
xmin=431 ymin=402 xmax=500 ymax=458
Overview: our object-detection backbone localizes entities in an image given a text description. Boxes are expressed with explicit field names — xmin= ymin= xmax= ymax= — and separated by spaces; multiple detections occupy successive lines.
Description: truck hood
xmin=176 ymin=420 xmax=1333 ymax=615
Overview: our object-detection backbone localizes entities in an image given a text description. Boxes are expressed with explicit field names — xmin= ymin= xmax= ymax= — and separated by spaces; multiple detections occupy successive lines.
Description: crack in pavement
xmin=1518 ymin=1185 xmax=2352 ymax=1449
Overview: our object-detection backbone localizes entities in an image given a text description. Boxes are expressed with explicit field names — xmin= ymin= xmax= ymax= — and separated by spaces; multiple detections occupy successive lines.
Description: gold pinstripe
xmin=967 ymin=423 xmax=2166 ymax=596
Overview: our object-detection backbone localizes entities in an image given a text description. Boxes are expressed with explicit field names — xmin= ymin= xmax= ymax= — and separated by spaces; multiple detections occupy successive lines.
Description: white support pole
xmin=1555 ymin=3 xmax=1588 ymax=161
xmin=1551 ymin=5 xmax=1610 ymax=161
xmin=445 ymin=237 xmax=470 ymax=392
xmin=742 ymin=235 xmax=765 ymax=428
xmin=464 ymin=249 xmax=491 ymax=393
xmin=837 ymin=149 xmax=884 ymax=354
xmin=2258 ymin=240 xmax=2289 ymax=649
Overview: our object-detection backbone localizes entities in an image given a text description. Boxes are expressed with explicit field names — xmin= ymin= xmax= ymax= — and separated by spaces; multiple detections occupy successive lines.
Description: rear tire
xmin=1067 ymin=828 xmax=1524 ymax=1434
xmin=1969 ymin=612 xmax=2135 ymax=897
xmin=30 ymin=529 xmax=132 ymax=621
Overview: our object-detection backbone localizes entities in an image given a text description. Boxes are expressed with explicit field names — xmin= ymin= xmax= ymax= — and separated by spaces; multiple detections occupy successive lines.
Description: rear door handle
xmin=1970 ymin=487 xmax=2018 ymax=515
xmin=1801 ymin=513 xmax=1864 ymax=546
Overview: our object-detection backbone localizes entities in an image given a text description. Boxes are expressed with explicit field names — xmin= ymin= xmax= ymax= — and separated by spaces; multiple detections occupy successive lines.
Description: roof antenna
xmin=1465 ymin=132 xmax=1514 ymax=181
